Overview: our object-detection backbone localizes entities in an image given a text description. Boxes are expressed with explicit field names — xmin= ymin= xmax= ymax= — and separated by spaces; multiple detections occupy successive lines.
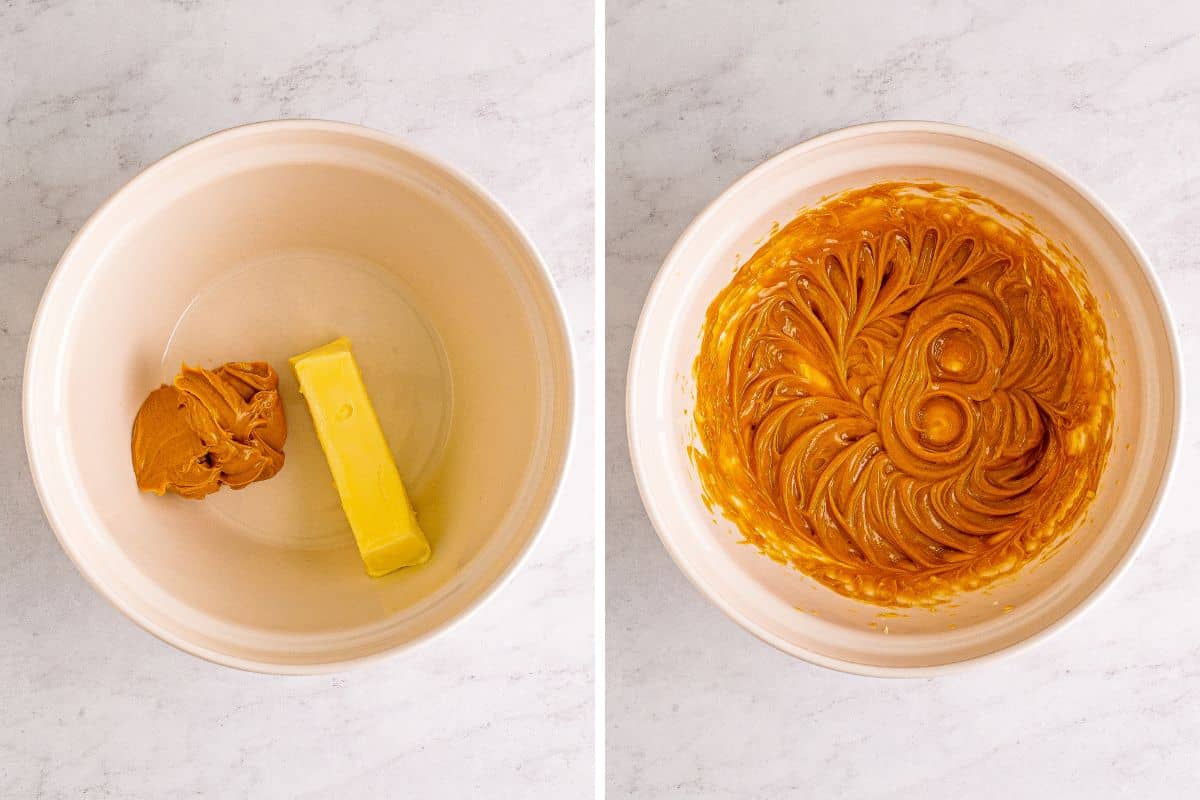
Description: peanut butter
xmin=131 ymin=362 xmax=287 ymax=499
xmin=691 ymin=182 xmax=1114 ymax=607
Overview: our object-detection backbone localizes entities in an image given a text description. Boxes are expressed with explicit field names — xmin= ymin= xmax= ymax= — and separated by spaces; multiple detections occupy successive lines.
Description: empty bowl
xmin=627 ymin=121 xmax=1181 ymax=675
xmin=24 ymin=120 xmax=574 ymax=673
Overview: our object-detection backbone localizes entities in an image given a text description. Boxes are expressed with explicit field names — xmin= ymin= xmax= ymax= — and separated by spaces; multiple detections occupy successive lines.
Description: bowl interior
xmin=25 ymin=123 xmax=573 ymax=670
xmin=628 ymin=123 xmax=1178 ymax=673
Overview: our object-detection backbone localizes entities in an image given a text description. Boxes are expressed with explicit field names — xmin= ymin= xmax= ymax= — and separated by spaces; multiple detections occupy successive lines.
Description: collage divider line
xmin=593 ymin=0 xmax=607 ymax=793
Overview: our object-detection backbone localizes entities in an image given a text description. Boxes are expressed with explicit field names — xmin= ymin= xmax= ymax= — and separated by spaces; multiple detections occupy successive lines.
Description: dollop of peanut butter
xmin=131 ymin=362 xmax=287 ymax=499
xmin=691 ymin=182 xmax=1114 ymax=607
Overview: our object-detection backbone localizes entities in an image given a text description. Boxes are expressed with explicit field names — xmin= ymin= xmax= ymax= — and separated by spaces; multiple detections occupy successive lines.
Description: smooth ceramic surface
xmin=3 ymin=3 xmax=592 ymax=795
xmin=609 ymin=1 xmax=1199 ymax=795
xmin=24 ymin=120 xmax=574 ymax=672
xmin=628 ymin=121 xmax=1179 ymax=674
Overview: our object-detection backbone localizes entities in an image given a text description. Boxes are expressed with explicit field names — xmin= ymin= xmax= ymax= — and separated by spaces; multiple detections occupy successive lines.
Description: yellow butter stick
xmin=289 ymin=337 xmax=430 ymax=576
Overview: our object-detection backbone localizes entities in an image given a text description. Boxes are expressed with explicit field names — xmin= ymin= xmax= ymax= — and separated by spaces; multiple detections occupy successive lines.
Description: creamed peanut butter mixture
xmin=692 ymin=182 xmax=1113 ymax=607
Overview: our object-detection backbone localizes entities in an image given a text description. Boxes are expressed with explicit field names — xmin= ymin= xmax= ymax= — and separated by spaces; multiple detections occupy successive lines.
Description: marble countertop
xmin=607 ymin=1 xmax=1200 ymax=797
xmin=0 ymin=2 xmax=593 ymax=797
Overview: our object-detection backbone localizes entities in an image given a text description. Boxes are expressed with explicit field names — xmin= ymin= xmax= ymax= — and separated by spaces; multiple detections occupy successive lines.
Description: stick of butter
xmin=289 ymin=337 xmax=431 ymax=576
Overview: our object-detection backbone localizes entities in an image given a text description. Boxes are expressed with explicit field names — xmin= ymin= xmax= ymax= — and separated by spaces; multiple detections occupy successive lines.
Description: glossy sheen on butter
xmin=289 ymin=337 xmax=430 ymax=576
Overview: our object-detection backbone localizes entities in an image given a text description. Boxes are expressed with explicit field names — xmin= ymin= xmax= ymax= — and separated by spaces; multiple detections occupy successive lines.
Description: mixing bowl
xmin=24 ymin=120 xmax=574 ymax=673
xmin=627 ymin=121 xmax=1181 ymax=675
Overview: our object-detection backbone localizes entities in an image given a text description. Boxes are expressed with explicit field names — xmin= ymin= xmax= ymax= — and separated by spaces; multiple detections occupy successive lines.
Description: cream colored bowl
xmin=24 ymin=120 xmax=574 ymax=673
xmin=627 ymin=121 xmax=1181 ymax=675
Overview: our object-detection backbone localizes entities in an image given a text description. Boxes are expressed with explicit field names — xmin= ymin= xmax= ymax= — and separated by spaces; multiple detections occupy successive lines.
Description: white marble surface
xmin=607 ymin=1 xmax=1200 ymax=797
xmin=0 ymin=2 xmax=592 ymax=797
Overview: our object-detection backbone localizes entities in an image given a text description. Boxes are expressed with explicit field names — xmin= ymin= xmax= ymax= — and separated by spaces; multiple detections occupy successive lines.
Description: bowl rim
xmin=625 ymin=119 xmax=1184 ymax=677
xmin=22 ymin=118 xmax=578 ymax=675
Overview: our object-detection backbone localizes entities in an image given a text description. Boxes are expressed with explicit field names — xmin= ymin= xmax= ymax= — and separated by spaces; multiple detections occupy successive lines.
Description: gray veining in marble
xmin=607 ymin=1 xmax=1200 ymax=797
xmin=1 ymin=1 xmax=593 ymax=797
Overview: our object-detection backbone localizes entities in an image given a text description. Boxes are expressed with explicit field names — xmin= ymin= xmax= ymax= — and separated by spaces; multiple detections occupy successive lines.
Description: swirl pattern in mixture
xmin=691 ymin=182 xmax=1114 ymax=607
